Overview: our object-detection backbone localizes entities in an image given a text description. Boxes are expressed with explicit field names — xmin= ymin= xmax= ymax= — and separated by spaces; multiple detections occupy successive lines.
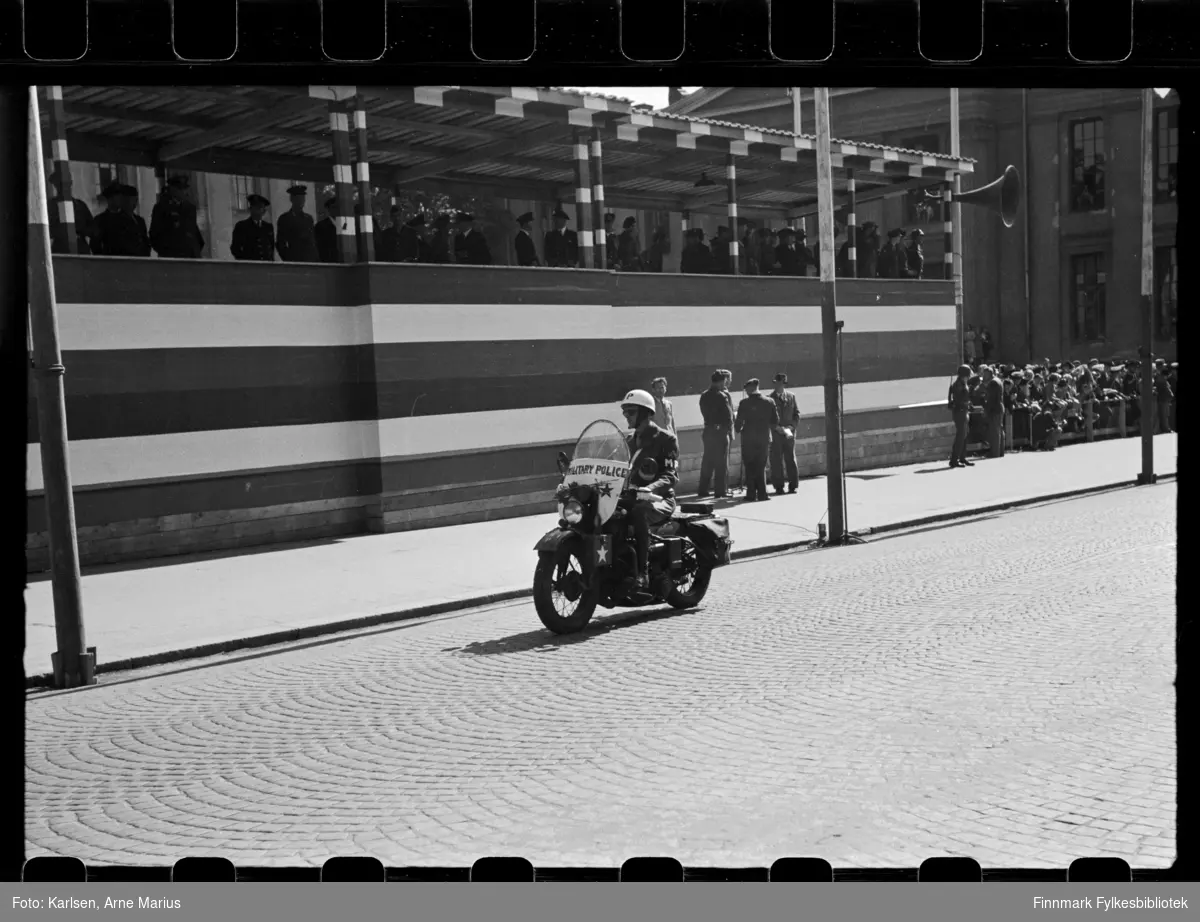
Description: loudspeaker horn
xmin=926 ymin=164 xmax=1022 ymax=228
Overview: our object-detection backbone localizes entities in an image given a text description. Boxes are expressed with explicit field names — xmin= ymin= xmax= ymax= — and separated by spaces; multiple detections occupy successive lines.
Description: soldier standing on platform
xmin=616 ymin=216 xmax=641 ymax=271
xmin=681 ymin=228 xmax=713 ymax=274
xmin=603 ymin=213 xmax=617 ymax=269
xmin=429 ymin=214 xmax=454 ymax=263
xmin=91 ymin=182 xmax=141 ymax=257
xmin=877 ymin=228 xmax=904 ymax=278
xmin=455 ymin=212 xmax=492 ymax=265
xmin=735 ymin=378 xmax=779 ymax=503
xmin=514 ymin=212 xmax=540 ymax=266
xmin=858 ymin=222 xmax=880 ymax=278
xmin=276 ymin=185 xmax=319 ymax=262
xmin=231 ymin=194 xmax=275 ymax=261
xmin=775 ymin=227 xmax=801 ymax=275
xmin=768 ymin=373 xmax=801 ymax=495
xmin=120 ymin=184 xmax=151 ymax=256
xmin=396 ymin=213 xmax=425 ymax=263
xmin=149 ymin=175 xmax=204 ymax=258
xmin=904 ymin=228 xmax=925 ymax=279
xmin=543 ymin=208 xmax=578 ymax=267
xmin=315 ymin=198 xmax=340 ymax=263
xmin=375 ymin=206 xmax=402 ymax=262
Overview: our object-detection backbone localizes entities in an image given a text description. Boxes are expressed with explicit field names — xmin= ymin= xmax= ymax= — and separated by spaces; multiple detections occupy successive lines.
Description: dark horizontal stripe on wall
xmin=55 ymin=256 xmax=953 ymax=309
xmin=53 ymin=255 xmax=364 ymax=307
xmin=28 ymin=331 xmax=956 ymax=442
xmin=27 ymin=460 xmax=379 ymax=534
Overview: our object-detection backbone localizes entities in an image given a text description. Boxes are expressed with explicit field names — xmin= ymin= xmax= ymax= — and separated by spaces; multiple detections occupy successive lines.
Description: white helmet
xmin=620 ymin=389 xmax=656 ymax=414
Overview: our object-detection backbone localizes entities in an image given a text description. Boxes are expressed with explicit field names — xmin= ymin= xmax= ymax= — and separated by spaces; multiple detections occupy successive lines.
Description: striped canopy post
xmin=589 ymin=128 xmax=606 ymax=271
xmin=352 ymin=95 xmax=375 ymax=263
xmin=328 ymin=98 xmax=358 ymax=263
xmin=942 ymin=183 xmax=954 ymax=281
xmin=846 ymin=168 xmax=857 ymax=278
xmin=725 ymin=152 xmax=739 ymax=275
xmin=43 ymin=86 xmax=76 ymax=253
xmin=572 ymin=128 xmax=594 ymax=269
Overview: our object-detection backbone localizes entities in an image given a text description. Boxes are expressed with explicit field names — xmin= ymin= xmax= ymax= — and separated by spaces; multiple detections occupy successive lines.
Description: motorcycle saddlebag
xmin=681 ymin=516 xmax=733 ymax=567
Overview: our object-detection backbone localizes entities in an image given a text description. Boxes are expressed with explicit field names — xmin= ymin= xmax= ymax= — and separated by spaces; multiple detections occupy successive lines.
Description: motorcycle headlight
xmin=563 ymin=499 xmax=584 ymax=524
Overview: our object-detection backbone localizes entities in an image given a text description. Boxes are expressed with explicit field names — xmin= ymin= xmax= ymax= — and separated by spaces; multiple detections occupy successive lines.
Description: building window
xmin=899 ymin=133 xmax=944 ymax=226
xmin=1155 ymin=108 xmax=1178 ymax=204
xmin=1071 ymin=253 xmax=1106 ymax=342
xmin=1070 ymin=118 xmax=1105 ymax=212
xmin=1155 ymin=245 xmax=1177 ymax=340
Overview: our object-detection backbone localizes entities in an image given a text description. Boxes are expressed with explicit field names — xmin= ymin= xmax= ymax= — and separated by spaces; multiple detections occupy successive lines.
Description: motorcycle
xmin=532 ymin=419 xmax=734 ymax=635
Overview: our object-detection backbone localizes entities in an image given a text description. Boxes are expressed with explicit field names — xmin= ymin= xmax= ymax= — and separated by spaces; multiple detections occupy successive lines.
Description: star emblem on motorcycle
xmin=596 ymin=544 xmax=609 ymax=564
xmin=597 ymin=482 xmax=613 ymax=497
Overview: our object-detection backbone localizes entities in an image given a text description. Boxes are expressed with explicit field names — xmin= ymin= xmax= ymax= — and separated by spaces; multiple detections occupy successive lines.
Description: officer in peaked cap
xmin=454 ymin=211 xmax=492 ymax=265
xmin=427 ymin=212 xmax=454 ymax=263
xmin=544 ymin=207 xmax=578 ymax=268
xmin=394 ymin=211 xmax=426 ymax=263
xmin=603 ymin=212 xmax=617 ymax=268
xmin=149 ymin=173 xmax=204 ymax=258
xmin=91 ymin=181 xmax=137 ymax=257
xmin=376 ymin=205 xmax=403 ymax=262
xmin=775 ymin=226 xmax=802 ymax=276
xmin=276 ymin=185 xmax=319 ymax=262
xmin=514 ymin=211 xmax=540 ymax=267
xmin=314 ymin=197 xmax=341 ymax=263
xmin=681 ymin=225 xmax=713 ymax=274
xmin=877 ymin=227 xmax=905 ymax=279
xmin=231 ymin=193 xmax=276 ymax=261
xmin=768 ymin=373 xmax=801 ymax=494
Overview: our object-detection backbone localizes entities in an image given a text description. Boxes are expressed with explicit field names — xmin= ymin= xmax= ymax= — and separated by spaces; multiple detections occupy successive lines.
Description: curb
xmin=25 ymin=472 xmax=1175 ymax=689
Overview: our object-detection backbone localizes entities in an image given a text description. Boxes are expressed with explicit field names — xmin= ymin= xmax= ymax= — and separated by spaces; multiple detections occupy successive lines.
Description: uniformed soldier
xmin=697 ymin=370 xmax=734 ymax=498
xmin=396 ymin=213 xmax=425 ymax=263
xmin=680 ymin=228 xmax=713 ymax=274
xmin=276 ymin=185 xmax=319 ymax=263
xmin=904 ymin=228 xmax=925 ymax=279
xmin=514 ymin=212 xmax=540 ymax=266
xmin=375 ymin=206 xmax=403 ymax=262
xmin=858 ymin=222 xmax=880 ymax=279
xmin=231 ymin=194 xmax=276 ymax=261
xmin=768 ymin=373 xmax=801 ymax=495
xmin=710 ymin=226 xmax=732 ymax=274
xmin=429 ymin=213 xmax=454 ymax=263
xmin=91 ymin=182 xmax=142 ymax=257
xmin=877 ymin=228 xmax=905 ymax=278
xmin=603 ymin=213 xmax=617 ymax=269
xmin=543 ymin=208 xmax=578 ymax=267
xmin=120 ymin=184 xmax=151 ymax=256
xmin=454 ymin=212 xmax=492 ymax=265
xmin=315 ymin=198 xmax=340 ymax=263
xmin=775 ymin=227 xmax=802 ymax=275
xmin=149 ymin=175 xmax=204 ymax=258
xmin=616 ymin=216 xmax=641 ymax=271
xmin=735 ymin=378 xmax=779 ymax=503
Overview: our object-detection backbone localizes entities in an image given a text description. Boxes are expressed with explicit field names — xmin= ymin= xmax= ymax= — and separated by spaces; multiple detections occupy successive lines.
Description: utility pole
xmin=1137 ymin=86 xmax=1156 ymax=486
xmin=814 ymin=87 xmax=846 ymax=544
xmin=28 ymin=86 xmax=93 ymax=688
xmin=950 ymin=88 xmax=965 ymax=369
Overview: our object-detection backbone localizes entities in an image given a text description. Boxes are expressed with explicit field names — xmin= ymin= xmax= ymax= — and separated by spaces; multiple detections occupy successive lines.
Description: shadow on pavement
xmin=449 ymin=604 xmax=696 ymax=656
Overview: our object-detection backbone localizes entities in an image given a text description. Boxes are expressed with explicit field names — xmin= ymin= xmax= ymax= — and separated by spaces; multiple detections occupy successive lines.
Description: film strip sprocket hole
xmin=11 ymin=0 xmax=1161 ymax=65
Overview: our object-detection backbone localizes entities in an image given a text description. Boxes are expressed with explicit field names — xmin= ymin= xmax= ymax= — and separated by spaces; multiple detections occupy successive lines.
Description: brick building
xmin=667 ymin=88 xmax=1179 ymax=365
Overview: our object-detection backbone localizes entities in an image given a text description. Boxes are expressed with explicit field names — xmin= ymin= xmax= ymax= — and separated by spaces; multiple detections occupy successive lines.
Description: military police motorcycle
xmin=532 ymin=419 xmax=734 ymax=634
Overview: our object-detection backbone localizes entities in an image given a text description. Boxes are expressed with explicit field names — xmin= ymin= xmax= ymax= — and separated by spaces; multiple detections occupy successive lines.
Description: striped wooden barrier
xmin=27 ymin=257 xmax=960 ymax=569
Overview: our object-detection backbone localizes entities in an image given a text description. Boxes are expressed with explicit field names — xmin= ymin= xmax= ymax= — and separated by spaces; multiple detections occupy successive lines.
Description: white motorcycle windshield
xmin=561 ymin=419 xmax=631 ymax=526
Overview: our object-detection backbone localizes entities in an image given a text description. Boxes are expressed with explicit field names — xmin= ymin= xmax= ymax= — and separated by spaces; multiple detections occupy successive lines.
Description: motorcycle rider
xmin=619 ymin=389 xmax=680 ymax=592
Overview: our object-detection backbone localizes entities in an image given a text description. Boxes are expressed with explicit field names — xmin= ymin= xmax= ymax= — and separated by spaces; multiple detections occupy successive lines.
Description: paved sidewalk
xmin=24 ymin=433 xmax=1176 ymax=681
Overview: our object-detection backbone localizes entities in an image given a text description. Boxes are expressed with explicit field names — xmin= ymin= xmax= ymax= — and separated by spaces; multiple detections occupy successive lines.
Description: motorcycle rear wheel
xmin=533 ymin=544 xmax=599 ymax=634
xmin=666 ymin=561 xmax=713 ymax=609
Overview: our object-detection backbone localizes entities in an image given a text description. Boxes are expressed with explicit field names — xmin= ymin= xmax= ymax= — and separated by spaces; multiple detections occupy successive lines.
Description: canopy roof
xmin=49 ymin=85 xmax=976 ymax=218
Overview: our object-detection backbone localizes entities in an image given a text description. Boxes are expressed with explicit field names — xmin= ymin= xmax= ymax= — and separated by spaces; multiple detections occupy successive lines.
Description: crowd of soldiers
xmin=48 ymin=175 xmax=205 ymax=258
xmin=949 ymin=354 xmax=1178 ymax=463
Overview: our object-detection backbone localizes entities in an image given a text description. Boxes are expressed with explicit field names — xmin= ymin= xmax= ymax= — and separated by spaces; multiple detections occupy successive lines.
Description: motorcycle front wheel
xmin=533 ymin=543 xmax=599 ymax=634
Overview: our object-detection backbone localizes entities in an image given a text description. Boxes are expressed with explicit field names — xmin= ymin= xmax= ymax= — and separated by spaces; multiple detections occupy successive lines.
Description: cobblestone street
xmin=25 ymin=483 xmax=1177 ymax=869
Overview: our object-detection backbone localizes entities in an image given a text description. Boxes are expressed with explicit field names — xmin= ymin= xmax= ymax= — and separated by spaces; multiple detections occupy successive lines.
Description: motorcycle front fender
xmin=533 ymin=527 xmax=579 ymax=554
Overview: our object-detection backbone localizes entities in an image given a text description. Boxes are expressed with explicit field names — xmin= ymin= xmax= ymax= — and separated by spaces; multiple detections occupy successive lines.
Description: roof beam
xmin=157 ymin=95 xmax=319 ymax=162
xmin=391 ymin=123 xmax=564 ymax=186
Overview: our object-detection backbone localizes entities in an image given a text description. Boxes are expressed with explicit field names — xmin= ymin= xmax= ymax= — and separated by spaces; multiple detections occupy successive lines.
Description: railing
xmin=967 ymin=398 xmax=1132 ymax=454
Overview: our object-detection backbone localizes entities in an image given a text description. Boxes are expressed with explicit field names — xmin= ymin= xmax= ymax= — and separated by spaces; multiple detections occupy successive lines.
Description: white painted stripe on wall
xmin=28 ymin=378 xmax=949 ymax=490
xmin=55 ymin=302 xmax=958 ymax=349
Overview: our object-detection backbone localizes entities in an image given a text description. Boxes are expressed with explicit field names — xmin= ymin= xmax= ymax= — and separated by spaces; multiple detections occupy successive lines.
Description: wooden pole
xmin=1138 ymin=87 xmax=1156 ymax=485
xmin=726 ymin=152 xmax=739 ymax=275
xmin=28 ymin=87 xmax=92 ymax=688
xmin=572 ymin=128 xmax=594 ymax=269
xmin=950 ymin=88 xmax=965 ymax=374
xmin=814 ymin=87 xmax=845 ymax=544
xmin=328 ymin=98 xmax=357 ymax=263
xmin=589 ymin=129 xmax=606 ymax=271
xmin=352 ymin=95 xmax=375 ymax=263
